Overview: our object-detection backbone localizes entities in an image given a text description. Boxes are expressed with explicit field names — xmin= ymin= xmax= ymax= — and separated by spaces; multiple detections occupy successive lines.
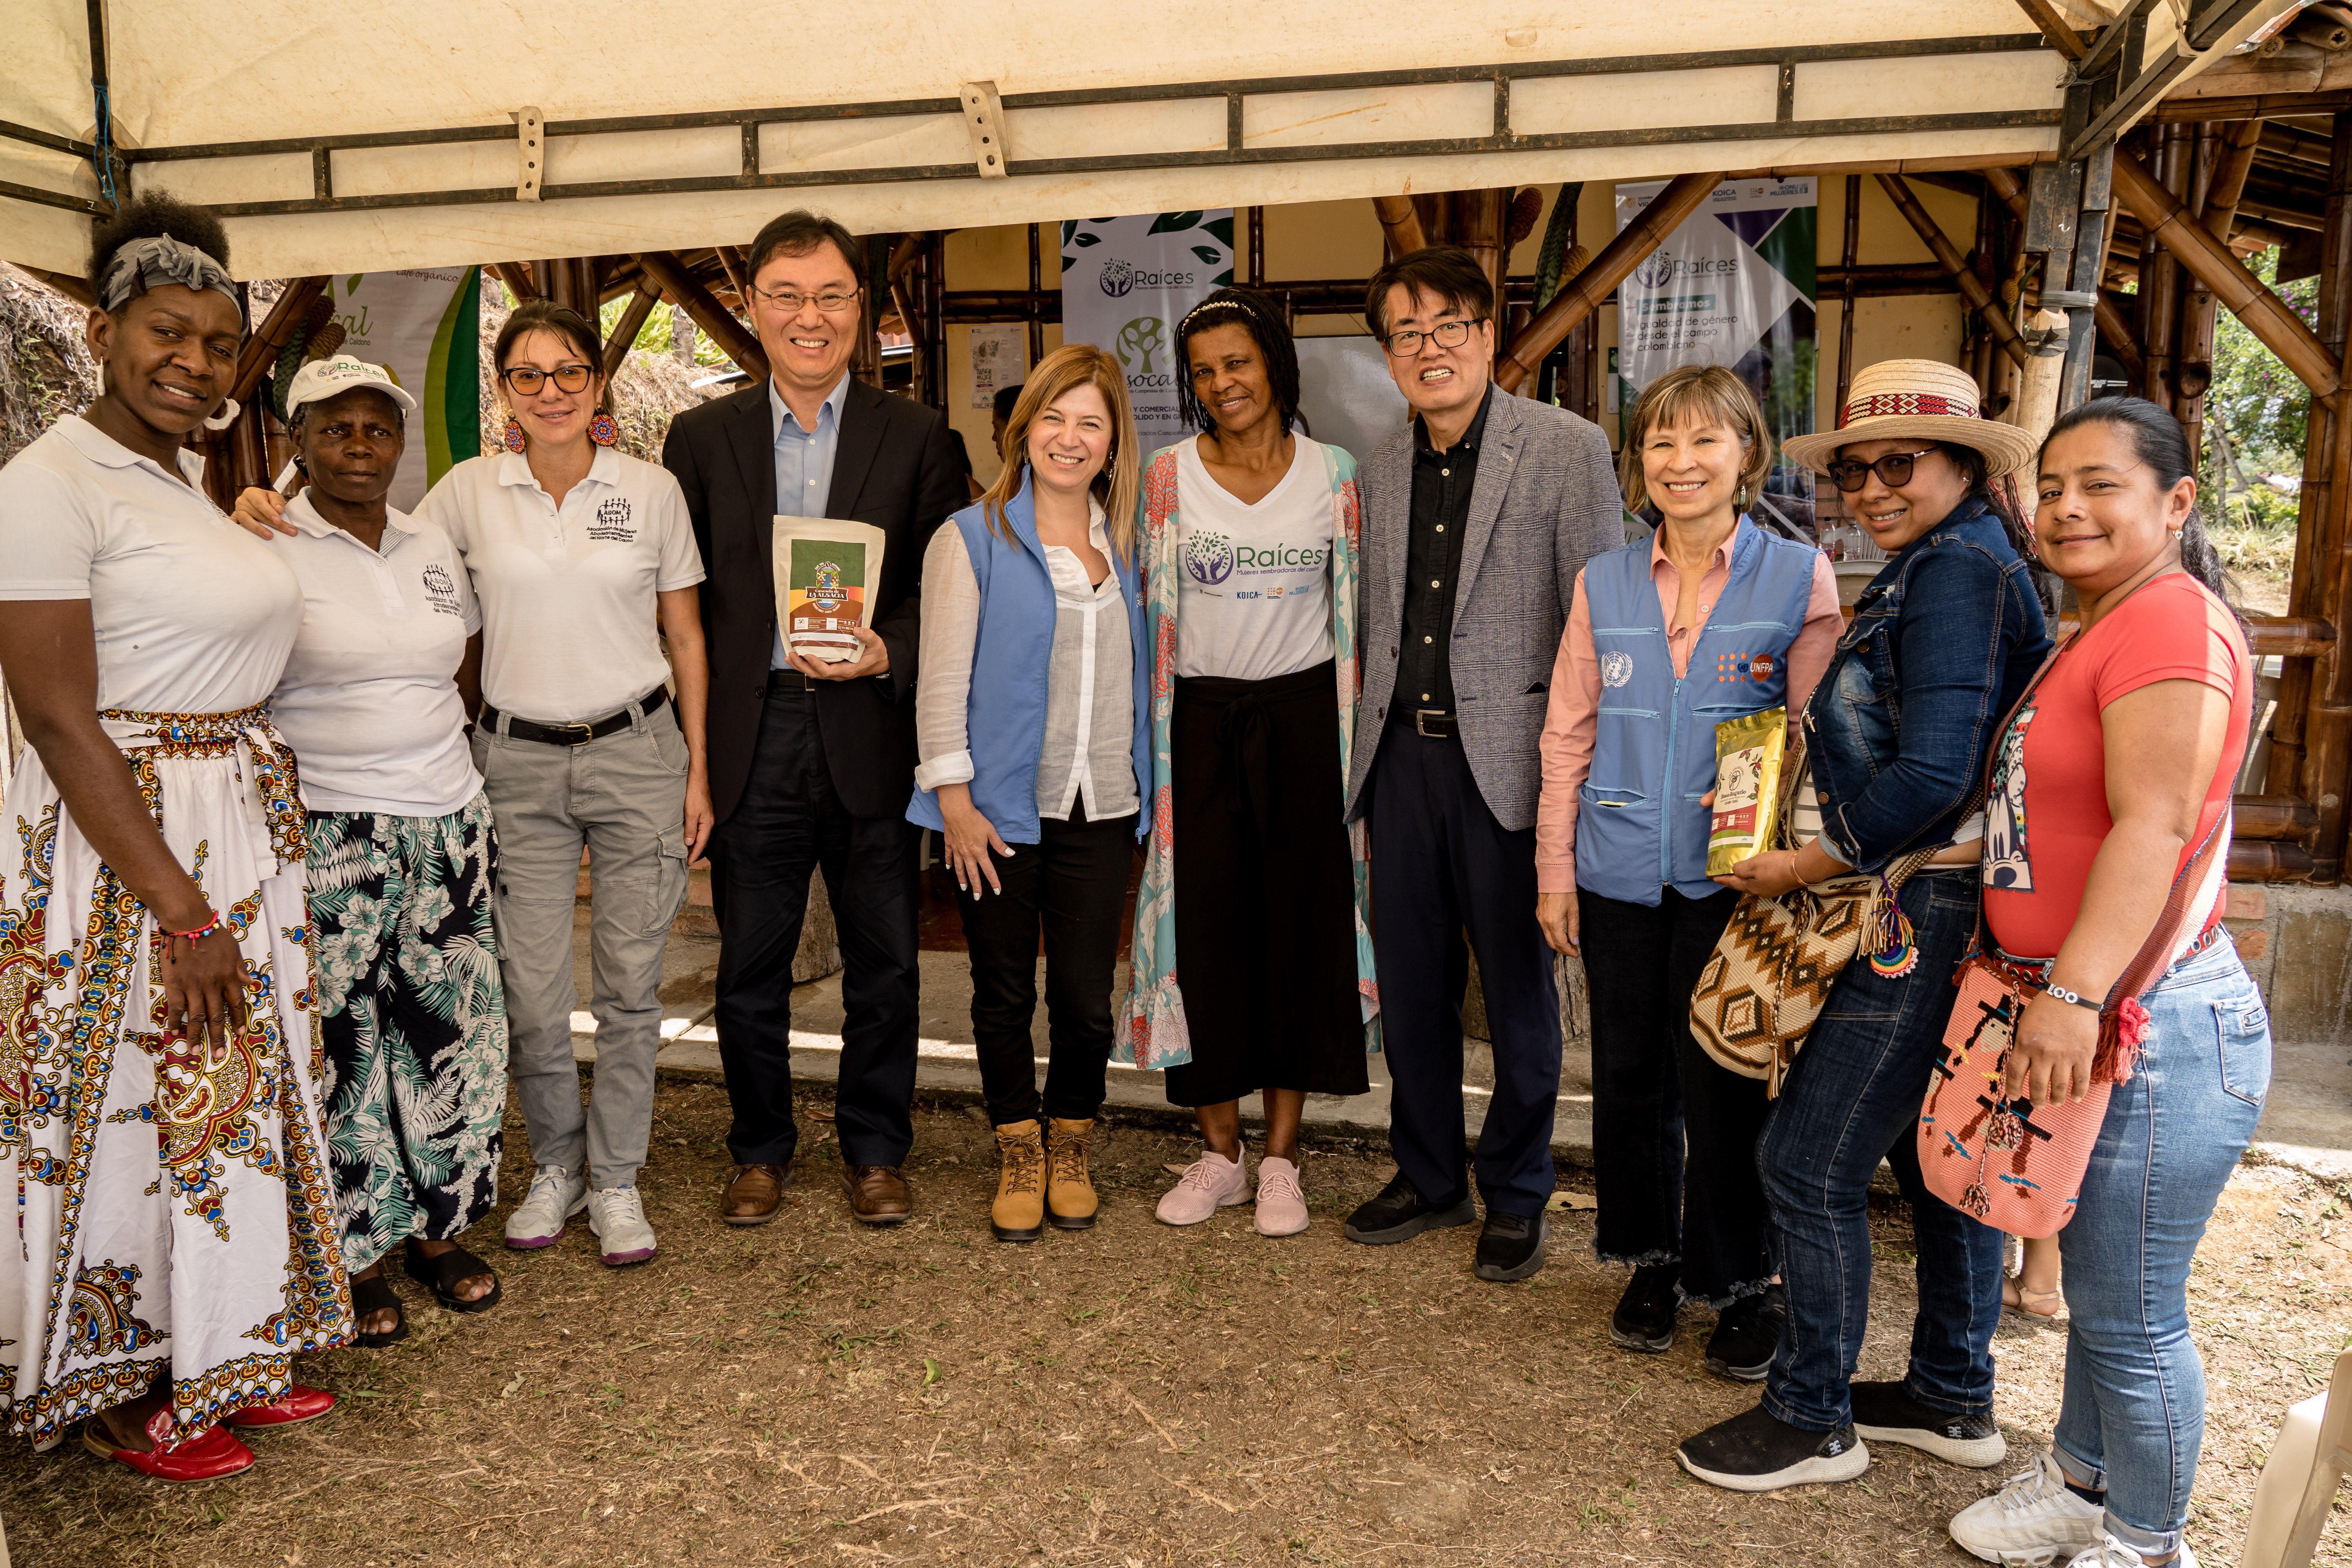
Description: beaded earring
xmin=503 ymin=415 xmax=528 ymax=454
xmin=590 ymin=411 xmax=621 ymax=447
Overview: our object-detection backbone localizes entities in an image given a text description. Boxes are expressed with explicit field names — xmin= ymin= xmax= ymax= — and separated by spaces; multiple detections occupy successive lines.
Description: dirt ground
xmin=2 ymin=1084 xmax=2346 ymax=1568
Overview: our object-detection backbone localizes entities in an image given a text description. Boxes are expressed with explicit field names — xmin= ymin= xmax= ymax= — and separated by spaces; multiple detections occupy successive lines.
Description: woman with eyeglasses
xmin=1675 ymin=358 xmax=2051 ymax=1494
xmin=234 ymin=299 xmax=712 ymax=1273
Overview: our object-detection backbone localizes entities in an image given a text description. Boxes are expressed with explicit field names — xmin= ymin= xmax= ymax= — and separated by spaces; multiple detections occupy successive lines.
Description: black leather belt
xmin=1409 ymin=708 xmax=1457 ymax=739
xmin=482 ymin=684 xmax=666 ymax=746
xmin=767 ymin=668 xmax=815 ymax=693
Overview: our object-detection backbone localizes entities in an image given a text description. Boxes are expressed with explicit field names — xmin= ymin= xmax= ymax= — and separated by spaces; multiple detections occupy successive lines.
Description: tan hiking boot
xmin=1045 ymin=1117 xmax=1100 ymax=1231
xmin=991 ymin=1120 xmax=1046 ymax=1243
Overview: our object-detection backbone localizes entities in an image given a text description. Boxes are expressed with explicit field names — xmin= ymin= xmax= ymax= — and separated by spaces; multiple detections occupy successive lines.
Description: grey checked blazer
xmin=1344 ymin=389 xmax=1624 ymax=832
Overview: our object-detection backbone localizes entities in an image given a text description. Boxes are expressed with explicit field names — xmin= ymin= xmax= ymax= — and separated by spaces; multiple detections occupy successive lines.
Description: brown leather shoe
xmin=720 ymin=1163 xmax=788 ymax=1226
xmin=842 ymin=1164 xmax=911 ymax=1225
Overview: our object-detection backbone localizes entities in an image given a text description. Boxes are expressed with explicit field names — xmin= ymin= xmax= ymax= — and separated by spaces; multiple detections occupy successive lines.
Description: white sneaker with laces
xmin=586 ymin=1185 xmax=658 ymax=1266
xmin=1155 ymin=1147 xmax=1249 ymax=1226
xmin=1949 ymin=1451 xmax=2108 ymax=1565
xmin=2063 ymin=1537 xmax=2197 ymax=1568
xmin=503 ymin=1164 xmax=588 ymax=1249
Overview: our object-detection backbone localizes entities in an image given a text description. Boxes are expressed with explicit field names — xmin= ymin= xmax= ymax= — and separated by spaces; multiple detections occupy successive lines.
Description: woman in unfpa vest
xmin=1536 ymin=366 xmax=1840 ymax=1377
xmin=909 ymin=345 xmax=1151 ymax=1243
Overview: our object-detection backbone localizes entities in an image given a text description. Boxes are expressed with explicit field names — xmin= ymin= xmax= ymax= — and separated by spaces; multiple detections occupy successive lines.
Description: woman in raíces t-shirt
xmin=1946 ymin=399 xmax=2270 ymax=1568
xmin=1122 ymin=289 xmax=1379 ymax=1240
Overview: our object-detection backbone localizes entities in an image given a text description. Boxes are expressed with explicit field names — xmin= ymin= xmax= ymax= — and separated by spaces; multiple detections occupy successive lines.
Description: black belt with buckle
xmin=1411 ymin=709 xmax=1457 ymax=739
xmin=483 ymin=684 xmax=667 ymax=746
xmin=767 ymin=668 xmax=816 ymax=693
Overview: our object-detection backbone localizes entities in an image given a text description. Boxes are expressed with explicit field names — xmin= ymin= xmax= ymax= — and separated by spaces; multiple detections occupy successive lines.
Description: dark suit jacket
xmin=662 ymin=377 xmax=964 ymax=823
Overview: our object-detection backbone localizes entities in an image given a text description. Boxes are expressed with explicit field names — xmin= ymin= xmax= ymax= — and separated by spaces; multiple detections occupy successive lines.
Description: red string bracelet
xmin=165 ymin=911 xmax=223 ymax=942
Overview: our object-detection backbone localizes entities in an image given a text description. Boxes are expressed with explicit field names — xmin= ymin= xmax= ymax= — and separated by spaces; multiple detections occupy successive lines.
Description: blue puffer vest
xmin=1577 ymin=519 xmax=1818 ymax=905
xmin=905 ymin=476 xmax=1152 ymax=846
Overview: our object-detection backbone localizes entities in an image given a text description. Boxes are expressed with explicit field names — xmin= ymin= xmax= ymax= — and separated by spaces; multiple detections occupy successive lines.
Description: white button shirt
xmin=269 ymin=493 xmax=484 ymax=817
xmin=419 ymin=446 xmax=706 ymax=723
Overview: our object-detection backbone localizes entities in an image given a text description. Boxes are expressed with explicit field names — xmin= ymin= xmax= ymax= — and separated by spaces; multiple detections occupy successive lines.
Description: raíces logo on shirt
xmin=1183 ymin=530 xmax=1234 ymax=586
xmin=421 ymin=563 xmax=464 ymax=617
xmin=588 ymin=496 xmax=635 ymax=542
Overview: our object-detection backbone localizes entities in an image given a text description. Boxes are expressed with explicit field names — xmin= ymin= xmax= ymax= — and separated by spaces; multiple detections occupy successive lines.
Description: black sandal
xmin=403 ymin=1241 xmax=502 ymax=1314
xmin=352 ymin=1275 xmax=408 ymax=1348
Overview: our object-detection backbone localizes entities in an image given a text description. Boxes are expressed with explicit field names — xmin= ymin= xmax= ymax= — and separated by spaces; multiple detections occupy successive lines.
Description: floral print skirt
xmin=307 ymin=795 xmax=507 ymax=1275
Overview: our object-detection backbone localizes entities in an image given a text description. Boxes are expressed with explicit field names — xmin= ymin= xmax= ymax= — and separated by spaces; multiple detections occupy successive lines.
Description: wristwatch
xmin=2041 ymin=982 xmax=2102 ymax=1012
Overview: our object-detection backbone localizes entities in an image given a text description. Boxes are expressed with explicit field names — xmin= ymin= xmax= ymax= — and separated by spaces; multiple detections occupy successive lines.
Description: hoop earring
xmin=589 ymin=411 xmax=620 ymax=447
xmin=503 ymin=415 xmax=527 ymax=454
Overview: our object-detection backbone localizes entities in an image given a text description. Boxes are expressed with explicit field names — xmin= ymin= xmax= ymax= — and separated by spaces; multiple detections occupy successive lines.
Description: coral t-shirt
xmin=1982 ymin=572 xmax=2250 ymax=960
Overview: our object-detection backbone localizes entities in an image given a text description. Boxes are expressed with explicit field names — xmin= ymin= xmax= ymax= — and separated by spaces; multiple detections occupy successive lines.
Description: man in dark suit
xmin=661 ymin=209 xmax=963 ymax=1227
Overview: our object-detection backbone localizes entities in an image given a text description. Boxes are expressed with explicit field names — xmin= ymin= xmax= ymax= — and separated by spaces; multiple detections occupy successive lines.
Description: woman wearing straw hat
xmin=1676 ymin=358 xmax=2051 ymax=1493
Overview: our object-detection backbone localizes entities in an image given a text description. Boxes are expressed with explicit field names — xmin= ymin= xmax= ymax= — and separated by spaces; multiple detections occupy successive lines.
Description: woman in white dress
xmin=0 ymin=195 xmax=349 ymax=1481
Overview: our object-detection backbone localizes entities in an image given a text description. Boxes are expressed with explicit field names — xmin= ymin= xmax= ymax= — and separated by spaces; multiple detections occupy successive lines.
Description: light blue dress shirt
xmin=770 ymin=374 xmax=851 ymax=668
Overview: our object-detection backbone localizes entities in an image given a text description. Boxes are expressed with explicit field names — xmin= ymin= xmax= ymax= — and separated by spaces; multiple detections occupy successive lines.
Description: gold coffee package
xmin=1706 ymin=708 xmax=1787 ymax=876
xmin=772 ymin=516 xmax=888 ymax=663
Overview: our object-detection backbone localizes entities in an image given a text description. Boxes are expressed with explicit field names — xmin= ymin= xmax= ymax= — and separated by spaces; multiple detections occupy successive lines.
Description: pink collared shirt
xmin=1535 ymin=520 xmax=1842 ymax=895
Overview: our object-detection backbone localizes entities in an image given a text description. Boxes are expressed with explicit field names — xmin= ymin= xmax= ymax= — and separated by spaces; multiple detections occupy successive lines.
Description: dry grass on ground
xmin=1 ymin=1085 xmax=2346 ymax=1568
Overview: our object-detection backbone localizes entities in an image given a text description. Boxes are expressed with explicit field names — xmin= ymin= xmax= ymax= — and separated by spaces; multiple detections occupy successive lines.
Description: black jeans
xmin=1581 ymin=883 xmax=1773 ymax=1306
xmin=708 ymin=688 xmax=922 ymax=1169
xmin=956 ymin=799 xmax=1135 ymax=1127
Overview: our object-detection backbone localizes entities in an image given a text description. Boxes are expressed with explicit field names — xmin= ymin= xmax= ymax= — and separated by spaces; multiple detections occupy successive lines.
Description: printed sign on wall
xmin=1059 ymin=212 xmax=1234 ymax=459
xmin=313 ymin=267 xmax=483 ymax=511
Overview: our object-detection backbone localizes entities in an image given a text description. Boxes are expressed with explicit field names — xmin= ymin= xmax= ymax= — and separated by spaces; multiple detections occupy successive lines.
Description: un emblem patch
xmin=1601 ymin=651 xmax=1633 ymax=688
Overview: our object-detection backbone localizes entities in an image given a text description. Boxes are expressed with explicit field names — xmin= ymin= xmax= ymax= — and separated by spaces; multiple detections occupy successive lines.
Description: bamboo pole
xmin=2178 ymin=125 xmax=2222 ymax=457
xmin=1372 ymin=196 xmax=1428 ymax=261
xmin=2203 ymin=119 xmax=2265 ymax=240
xmin=1027 ymin=223 xmax=1044 ymax=364
xmin=2109 ymin=149 xmax=2342 ymax=397
xmin=2143 ymin=128 xmax=2188 ymax=411
xmin=1984 ymin=167 xmax=2144 ymax=383
xmin=488 ymin=261 xmax=537 ymax=305
xmin=1835 ymin=175 xmax=1862 ymax=417
xmin=227 ymin=276 xmax=326 ymax=406
xmin=1971 ymin=179 xmax=1999 ymax=401
xmin=1459 ymin=189 xmax=1508 ymax=345
xmin=2299 ymin=110 xmax=2352 ymax=880
xmin=600 ymin=283 xmax=659 ymax=380
xmin=2012 ymin=0 xmax=2089 ymax=58
xmin=1875 ymin=174 xmax=2029 ymax=368
xmin=632 ymin=250 xmax=768 ymax=381
xmin=1495 ymin=170 xmax=1721 ymax=394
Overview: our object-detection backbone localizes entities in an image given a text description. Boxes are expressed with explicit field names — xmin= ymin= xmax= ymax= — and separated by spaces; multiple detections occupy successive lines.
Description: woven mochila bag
xmin=1916 ymin=634 xmax=2229 ymax=1238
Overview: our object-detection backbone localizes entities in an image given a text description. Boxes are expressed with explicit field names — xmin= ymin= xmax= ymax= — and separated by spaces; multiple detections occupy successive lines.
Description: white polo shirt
xmin=0 ymin=416 xmax=302 ymax=714
xmin=417 ymin=446 xmax=705 ymax=723
xmin=269 ymin=493 xmax=483 ymax=818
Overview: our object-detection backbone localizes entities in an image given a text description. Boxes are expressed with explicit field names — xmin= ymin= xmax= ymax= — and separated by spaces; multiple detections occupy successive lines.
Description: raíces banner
xmin=1059 ymin=212 xmax=1233 ymax=459
xmin=307 ymin=267 xmax=483 ymax=511
xmin=1614 ymin=178 xmax=1817 ymax=527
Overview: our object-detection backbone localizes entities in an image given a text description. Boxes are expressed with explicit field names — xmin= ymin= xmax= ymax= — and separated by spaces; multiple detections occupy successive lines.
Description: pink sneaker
xmin=1253 ymin=1156 xmax=1310 ymax=1238
xmin=1156 ymin=1147 xmax=1249 ymax=1225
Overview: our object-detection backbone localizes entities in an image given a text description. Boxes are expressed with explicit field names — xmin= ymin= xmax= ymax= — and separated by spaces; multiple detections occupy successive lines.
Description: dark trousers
xmin=1759 ymin=870 xmax=2004 ymax=1431
xmin=1365 ymin=726 xmax=1561 ymax=1219
xmin=708 ymin=688 xmax=920 ymax=1169
xmin=955 ymin=799 xmax=1134 ymax=1127
xmin=1581 ymin=882 xmax=1773 ymax=1306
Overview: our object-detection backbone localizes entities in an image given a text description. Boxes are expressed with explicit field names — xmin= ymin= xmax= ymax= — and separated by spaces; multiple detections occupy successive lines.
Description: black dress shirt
xmin=1395 ymin=385 xmax=1494 ymax=718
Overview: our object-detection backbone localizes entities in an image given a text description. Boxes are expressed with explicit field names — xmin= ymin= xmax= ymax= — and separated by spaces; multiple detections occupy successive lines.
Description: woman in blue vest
xmin=909 ymin=345 xmax=1150 ymax=1243
xmin=1535 ymin=365 xmax=1840 ymax=1377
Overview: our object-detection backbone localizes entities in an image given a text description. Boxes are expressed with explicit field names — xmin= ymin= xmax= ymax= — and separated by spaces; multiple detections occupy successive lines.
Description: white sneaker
xmin=2064 ymin=1538 xmax=2198 ymax=1568
xmin=503 ymin=1164 xmax=588 ymax=1249
xmin=587 ymin=1186 xmax=658 ymax=1266
xmin=1155 ymin=1147 xmax=1249 ymax=1225
xmin=1253 ymin=1156 xmax=1310 ymax=1238
xmin=1949 ymin=1451 xmax=2108 ymax=1565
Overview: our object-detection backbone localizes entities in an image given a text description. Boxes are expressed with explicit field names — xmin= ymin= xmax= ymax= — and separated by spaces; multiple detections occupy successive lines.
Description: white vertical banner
xmin=967 ymin=323 xmax=1026 ymax=410
xmin=1058 ymin=212 xmax=1233 ymax=459
xmin=311 ymin=267 xmax=482 ymax=512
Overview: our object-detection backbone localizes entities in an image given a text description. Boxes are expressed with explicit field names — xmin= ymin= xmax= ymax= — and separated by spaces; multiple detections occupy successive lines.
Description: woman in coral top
xmin=1946 ymin=399 xmax=2270 ymax=1568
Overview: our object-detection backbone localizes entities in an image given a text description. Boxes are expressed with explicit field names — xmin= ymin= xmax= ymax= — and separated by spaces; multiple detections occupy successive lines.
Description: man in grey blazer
xmin=1342 ymin=245 xmax=1624 ymax=1282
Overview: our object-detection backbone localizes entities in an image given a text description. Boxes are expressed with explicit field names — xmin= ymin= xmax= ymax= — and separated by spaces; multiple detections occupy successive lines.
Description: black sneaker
xmin=1676 ymin=1403 xmax=1869 ymax=1492
xmin=1848 ymin=1379 xmax=2008 ymax=1468
xmin=1703 ymin=1283 xmax=1787 ymax=1383
xmin=1473 ymin=1211 xmax=1547 ymax=1282
xmin=1609 ymin=1262 xmax=1681 ymax=1353
xmin=1342 ymin=1172 xmax=1477 ymax=1245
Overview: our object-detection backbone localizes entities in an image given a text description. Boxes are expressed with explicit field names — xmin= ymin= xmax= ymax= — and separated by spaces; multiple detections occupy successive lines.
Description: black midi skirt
xmin=1165 ymin=659 xmax=1370 ymax=1107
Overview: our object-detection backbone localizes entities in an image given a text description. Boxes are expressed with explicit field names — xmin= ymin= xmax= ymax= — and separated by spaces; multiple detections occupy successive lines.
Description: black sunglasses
xmin=1825 ymin=447 xmax=1940 ymax=493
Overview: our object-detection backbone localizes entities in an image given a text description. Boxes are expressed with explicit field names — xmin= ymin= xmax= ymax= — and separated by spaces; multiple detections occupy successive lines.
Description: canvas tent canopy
xmin=0 ymin=0 xmax=2288 ymax=282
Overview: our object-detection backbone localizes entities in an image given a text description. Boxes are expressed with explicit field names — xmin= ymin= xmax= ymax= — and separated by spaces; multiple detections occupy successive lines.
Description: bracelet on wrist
xmin=2040 ymin=981 xmax=2102 ymax=1013
xmin=165 ymin=911 xmax=223 ymax=943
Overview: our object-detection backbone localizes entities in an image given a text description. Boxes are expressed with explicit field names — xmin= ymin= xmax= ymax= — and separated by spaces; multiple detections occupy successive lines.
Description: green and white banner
xmin=314 ymin=267 xmax=482 ymax=511
xmin=1615 ymin=178 xmax=1818 ymax=520
xmin=1060 ymin=212 xmax=1233 ymax=458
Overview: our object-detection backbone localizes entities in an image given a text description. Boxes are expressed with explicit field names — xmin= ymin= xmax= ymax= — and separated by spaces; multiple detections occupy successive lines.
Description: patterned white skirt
xmin=0 ymin=706 xmax=350 ymax=1445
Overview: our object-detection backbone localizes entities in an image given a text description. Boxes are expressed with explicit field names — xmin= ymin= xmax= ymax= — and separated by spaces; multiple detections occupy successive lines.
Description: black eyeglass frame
xmin=1825 ymin=446 xmax=1941 ymax=493
xmin=499 ymin=363 xmax=597 ymax=395
xmin=1379 ymin=317 xmax=1483 ymax=358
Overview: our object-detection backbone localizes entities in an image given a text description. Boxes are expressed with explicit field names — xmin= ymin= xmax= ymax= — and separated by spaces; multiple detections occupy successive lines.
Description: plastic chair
xmin=2243 ymin=1347 xmax=2352 ymax=1568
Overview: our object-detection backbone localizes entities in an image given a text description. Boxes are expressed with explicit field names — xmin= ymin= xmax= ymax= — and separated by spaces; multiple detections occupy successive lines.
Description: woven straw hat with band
xmin=1781 ymin=358 xmax=2039 ymax=480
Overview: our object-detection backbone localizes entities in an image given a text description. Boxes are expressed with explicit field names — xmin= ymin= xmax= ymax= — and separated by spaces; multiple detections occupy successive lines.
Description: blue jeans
xmin=1759 ymin=869 xmax=2005 ymax=1430
xmin=2049 ymin=939 xmax=2270 ymax=1558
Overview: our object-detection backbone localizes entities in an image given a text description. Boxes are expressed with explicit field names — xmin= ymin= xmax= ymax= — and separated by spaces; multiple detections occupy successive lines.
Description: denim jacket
xmin=1803 ymin=496 xmax=2051 ymax=874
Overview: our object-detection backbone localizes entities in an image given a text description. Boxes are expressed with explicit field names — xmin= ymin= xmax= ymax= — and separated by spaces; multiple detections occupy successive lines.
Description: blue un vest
xmin=905 ymin=476 xmax=1152 ymax=846
xmin=1577 ymin=519 xmax=1818 ymax=905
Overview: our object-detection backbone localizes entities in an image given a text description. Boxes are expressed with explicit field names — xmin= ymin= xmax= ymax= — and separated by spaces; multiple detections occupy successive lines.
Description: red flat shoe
xmin=82 ymin=1418 xmax=256 ymax=1481
xmin=224 ymin=1385 xmax=336 ymax=1428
